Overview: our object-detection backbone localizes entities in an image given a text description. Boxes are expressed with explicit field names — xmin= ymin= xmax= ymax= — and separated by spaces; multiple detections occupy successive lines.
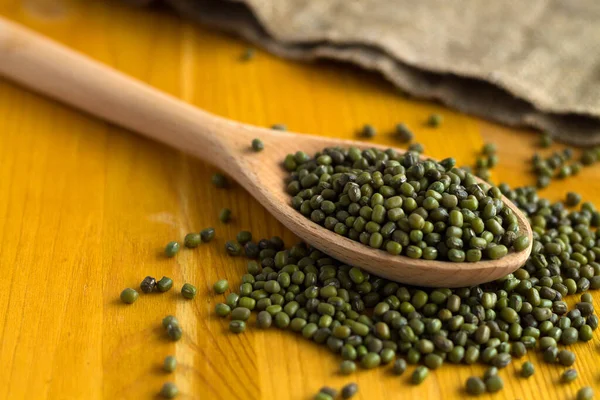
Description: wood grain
xmin=0 ymin=0 xmax=598 ymax=399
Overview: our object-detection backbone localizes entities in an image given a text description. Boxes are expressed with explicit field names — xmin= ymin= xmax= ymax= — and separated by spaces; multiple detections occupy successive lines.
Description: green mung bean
xmin=211 ymin=173 xmax=229 ymax=188
xmin=229 ymin=320 xmax=246 ymax=333
xmin=393 ymin=358 xmax=407 ymax=375
xmin=466 ymin=377 xmax=486 ymax=395
xmin=163 ymin=356 xmax=177 ymax=373
xmin=184 ymin=233 xmax=201 ymax=248
xmin=213 ymin=279 xmax=229 ymax=294
xmin=120 ymin=288 xmax=139 ymax=304
xmin=540 ymin=134 xmax=553 ymax=148
xmin=219 ymin=208 xmax=232 ymax=223
xmin=251 ymin=138 xmax=264 ymax=152
xmin=395 ymin=123 xmax=414 ymax=142
xmin=561 ymin=368 xmax=578 ymax=383
xmin=225 ymin=241 xmax=242 ymax=256
xmin=485 ymin=375 xmax=503 ymax=393
xmin=271 ymin=123 xmax=287 ymax=131
xmin=162 ymin=315 xmax=178 ymax=329
xmin=411 ymin=366 xmax=429 ymax=384
xmin=181 ymin=283 xmax=197 ymax=299
xmin=140 ymin=276 xmax=156 ymax=293
xmin=157 ymin=276 xmax=173 ymax=292
xmin=241 ymin=48 xmax=255 ymax=61
xmin=361 ymin=124 xmax=376 ymax=138
xmin=167 ymin=324 xmax=182 ymax=341
xmin=160 ymin=382 xmax=178 ymax=398
xmin=200 ymin=227 xmax=215 ymax=242
xmin=215 ymin=303 xmax=231 ymax=317
xmin=360 ymin=352 xmax=381 ymax=369
xmin=520 ymin=361 xmax=534 ymax=378
xmin=164 ymin=241 xmax=180 ymax=257
xmin=577 ymin=387 xmax=594 ymax=400
xmin=427 ymin=114 xmax=443 ymax=127
xmin=341 ymin=383 xmax=359 ymax=399
xmin=340 ymin=360 xmax=357 ymax=375
xmin=557 ymin=349 xmax=576 ymax=366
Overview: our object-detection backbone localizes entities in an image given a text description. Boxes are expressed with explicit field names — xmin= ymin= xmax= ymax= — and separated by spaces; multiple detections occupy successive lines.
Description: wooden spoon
xmin=0 ymin=18 xmax=532 ymax=287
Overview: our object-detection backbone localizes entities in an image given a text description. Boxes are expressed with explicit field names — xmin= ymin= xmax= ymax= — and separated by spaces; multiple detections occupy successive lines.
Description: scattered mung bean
xmin=181 ymin=283 xmax=197 ymax=299
xmin=341 ymin=383 xmax=359 ymax=399
xmin=184 ymin=233 xmax=201 ymax=248
xmin=252 ymin=138 xmax=264 ymax=152
xmin=219 ymin=208 xmax=232 ymax=223
xmin=211 ymin=173 xmax=228 ymax=188
xmin=163 ymin=356 xmax=177 ymax=373
xmin=465 ymin=376 xmax=486 ymax=395
xmin=140 ymin=276 xmax=157 ymax=293
xmin=160 ymin=382 xmax=178 ymax=398
xmin=165 ymin=241 xmax=180 ymax=257
xmin=157 ymin=276 xmax=173 ymax=292
xmin=120 ymin=288 xmax=139 ymax=304
xmin=213 ymin=279 xmax=229 ymax=294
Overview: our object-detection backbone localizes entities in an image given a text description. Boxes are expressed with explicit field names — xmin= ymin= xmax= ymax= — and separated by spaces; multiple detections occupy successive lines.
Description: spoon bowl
xmin=0 ymin=18 xmax=532 ymax=287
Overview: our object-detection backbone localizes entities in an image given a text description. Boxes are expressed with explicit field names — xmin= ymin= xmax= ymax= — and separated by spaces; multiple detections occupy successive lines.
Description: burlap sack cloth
xmin=126 ymin=0 xmax=600 ymax=146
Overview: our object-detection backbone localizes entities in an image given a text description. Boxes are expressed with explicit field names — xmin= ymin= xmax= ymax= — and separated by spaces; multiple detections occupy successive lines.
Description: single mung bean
xmin=215 ymin=303 xmax=231 ymax=317
xmin=219 ymin=208 xmax=232 ymax=223
xmin=340 ymin=360 xmax=357 ymax=375
xmin=521 ymin=361 xmax=534 ymax=378
xmin=257 ymin=311 xmax=272 ymax=329
xmin=162 ymin=315 xmax=178 ymax=329
xmin=576 ymin=387 xmax=594 ymax=400
xmin=225 ymin=241 xmax=242 ymax=256
xmin=341 ymin=383 xmax=359 ymax=399
xmin=211 ymin=173 xmax=228 ymax=188
xmin=200 ymin=227 xmax=215 ymax=242
xmin=165 ymin=241 xmax=180 ymax=257
xmin=181 ymin=283 xmax=197 ymax=299
xmin=566 ymin=192 xmax=582 ymax=207
xmin=561 ymin=369 xmax=578 ymax=383
xmin=120 ymin=288 xmax=139 ymax=304
xmin=466 ymin=377 xmax=486 ymax=395
xmin=361 ymin=124 xmax=376 ymax=138
xmin=251 ymin=138 xmax=264 ymax=152
xmin=184 ymin=233 xmax=201 ymax=248
xmin=557 ymin=349 xmax=576 ymax=366
xmin=213 ymin=279 xmax=229 ymax=294
xmin=163 ymin=356 xmax=177 ymax=372
xmin=229 ymin=320 xmax=246 ymax=333
xmin=160 ymin=382 xmax=178 ymax=398
xmin=236 ymin=230 xmax=253 ymax=245
xmin=157 ymin=276 xmax=173 ymax=292
xmin=393 ymin=358 xmax=407 ymax=375
xmin=540 ymin=133 xmax=553 ymax=148
xmin=140 ymin=276 xmax=157 ymax=293
xmin=167 ymin=324 xmax=182 ymax=341
xmin=360 ymin=352 xmax=381 ymax=369
xmin=427 ymin=114 xmax=443 ymax=127
xmin=411 ymin=366 xmax=429 ymax=384
xmin=485 ymin=375 xmax=504 ymax=393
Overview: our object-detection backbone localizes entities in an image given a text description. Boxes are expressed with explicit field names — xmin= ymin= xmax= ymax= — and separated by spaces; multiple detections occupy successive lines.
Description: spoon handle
xmin=0 ymin=17 xmax=239 ymax=171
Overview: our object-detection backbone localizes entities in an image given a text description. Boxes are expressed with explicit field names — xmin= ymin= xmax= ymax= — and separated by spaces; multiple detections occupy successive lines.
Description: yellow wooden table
xmin=1 ymin=1 xmax=599 ymax=399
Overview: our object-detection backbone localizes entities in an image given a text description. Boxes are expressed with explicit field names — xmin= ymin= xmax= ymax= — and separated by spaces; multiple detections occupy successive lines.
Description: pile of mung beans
xmin=121 ymin=145 xmax=600 ymax=399
xmin=284 ymin=147 xmax=529 ymax=262
xmin=209 ymin=162 xmax=600 ymax=398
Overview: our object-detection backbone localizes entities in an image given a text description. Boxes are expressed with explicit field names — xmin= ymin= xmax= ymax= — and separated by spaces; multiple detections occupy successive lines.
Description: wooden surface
xmin=0 ymin=1 xmax=598 ymax=399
